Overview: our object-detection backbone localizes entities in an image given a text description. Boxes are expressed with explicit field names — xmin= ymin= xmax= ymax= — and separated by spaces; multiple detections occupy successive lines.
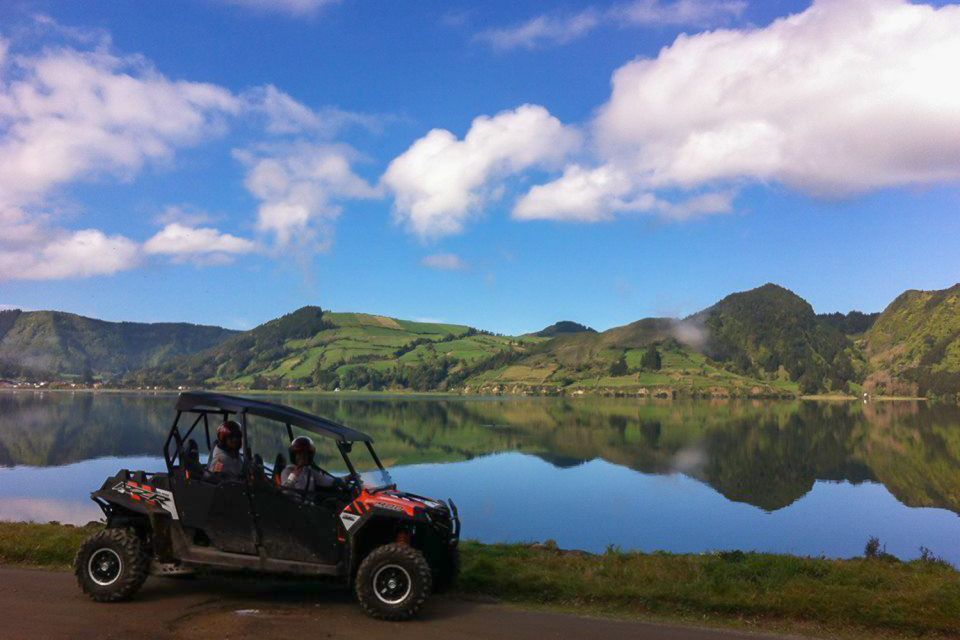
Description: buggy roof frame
xmin=174 ymin=391 xmax=372 ymax=443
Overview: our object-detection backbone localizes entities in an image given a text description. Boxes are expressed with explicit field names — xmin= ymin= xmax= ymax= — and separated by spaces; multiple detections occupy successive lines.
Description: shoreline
xmin=1 ymin=521 xmax=957 ymax=639
xmin=0 ymin=386 xmax=934 ymax=403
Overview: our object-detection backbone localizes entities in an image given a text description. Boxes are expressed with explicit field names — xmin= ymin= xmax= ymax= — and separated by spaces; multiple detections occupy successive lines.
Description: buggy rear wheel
xmin=355 ymin=543 xmax=432 ymax=621
xmin=74 ymin=528 xmax=150 ymax=602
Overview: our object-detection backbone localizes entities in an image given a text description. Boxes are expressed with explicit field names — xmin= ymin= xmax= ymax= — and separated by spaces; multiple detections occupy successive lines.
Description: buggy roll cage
xmin=163 ymin=391 xmax=385 ymax=479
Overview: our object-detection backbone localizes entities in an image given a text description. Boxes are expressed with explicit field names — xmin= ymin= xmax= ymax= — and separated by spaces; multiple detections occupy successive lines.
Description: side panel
xmin=169 ymin=475 xmax=258 ymax=555
xmin=249 ymin=480 xmax=342 ymax=564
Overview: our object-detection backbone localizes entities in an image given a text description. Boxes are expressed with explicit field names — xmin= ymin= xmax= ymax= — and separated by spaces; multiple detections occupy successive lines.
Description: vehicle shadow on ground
xmin=139 ymin=574 xmax=478 ymax=623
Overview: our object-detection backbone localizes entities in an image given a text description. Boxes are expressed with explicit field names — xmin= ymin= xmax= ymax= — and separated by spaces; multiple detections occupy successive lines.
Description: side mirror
xmin=340 ymin=442 xmax=353 ymax=453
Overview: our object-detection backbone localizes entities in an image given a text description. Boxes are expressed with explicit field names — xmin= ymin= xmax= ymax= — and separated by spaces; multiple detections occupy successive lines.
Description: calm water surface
xmin=1 ymin=391 xmax=958 ymax=565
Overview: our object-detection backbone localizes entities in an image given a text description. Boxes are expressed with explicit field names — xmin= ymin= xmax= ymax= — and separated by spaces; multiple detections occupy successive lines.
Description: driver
xmin=206 ymin=420 xmax=243 ymax=481
xmin=280 ymin=436 xmax=342 ymax=492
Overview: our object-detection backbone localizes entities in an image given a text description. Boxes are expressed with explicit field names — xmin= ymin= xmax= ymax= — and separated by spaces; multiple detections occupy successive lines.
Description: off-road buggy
xmin=74 ymin=392 xmax=460 ymax=620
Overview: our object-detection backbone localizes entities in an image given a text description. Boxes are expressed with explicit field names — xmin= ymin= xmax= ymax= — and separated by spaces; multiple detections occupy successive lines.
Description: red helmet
xmin=289 ymin=436 xmax=315 ymax=464
xmin=216 ymin=420 xmax=242 ymax=449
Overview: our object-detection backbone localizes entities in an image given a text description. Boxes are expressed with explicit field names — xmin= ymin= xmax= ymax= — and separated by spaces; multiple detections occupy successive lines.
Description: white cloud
xmin=236 ymin=142 xmax=379 ymax=251
xmin=0 ymin=24 xmax=385 ymax=280
xmin=242 ymin=84 xmax=385 ymax=137
xmin=244 ymin=85 xmax=323 ymax=134
xmin=476 ymin=0 xmax=744 ymax=50
xmin=420 ymin=253 xmax=467 ymax=271
xmin=28 ymin=14 xmax=113 ymax=49
xmin=514 ymin=165 xmax=640 ymax=222
xmin=221 ymin=0 xmax=340 ymax=17
xmin=154 ymin=204 xmax=216 ymax=227
xmin=144 ymin=223 xmax=257 ymax=264
xmin=613 ymin=0 xmax=746 ymax=27
xmin=0 ymin=206 xmax=140 ymax=281
xmin=513 ymin=164 xmax=732 ymax=222
xmin=0 ymin=32 xmax=243 ymax=282
xmin=477 ymin=10 xmax=600 ymax=51
xmin=0 ymin=43 xmax=239 ymax=208
xmin=514 ymin=0 xmax=960 ymax=224
xmin=383 ymin=104 xmax=580 ymax=238
xmin=0 ymin=224 xmax=139 ymax=281
xmin=594 ymin=0 xmax=960 ymax=195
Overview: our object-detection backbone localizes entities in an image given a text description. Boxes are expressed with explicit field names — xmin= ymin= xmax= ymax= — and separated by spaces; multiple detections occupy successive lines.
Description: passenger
xmin=281 ymin=436 xmax=341 ymax=492
xmin=205 ymin=420 xmax=243 ymax=481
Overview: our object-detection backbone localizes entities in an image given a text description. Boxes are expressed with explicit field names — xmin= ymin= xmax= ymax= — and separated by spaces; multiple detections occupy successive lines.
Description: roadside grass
xmin=4 ymin=522 xmax=958 ymax=638
xmin=457 ymin=541 xmax=960 ymax=639
xmin=0 ymin=521 xmax=99 ymax=568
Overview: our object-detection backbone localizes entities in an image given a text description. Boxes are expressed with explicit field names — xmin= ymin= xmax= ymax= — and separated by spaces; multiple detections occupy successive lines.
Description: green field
xmin=191 ymin=310 xmax=542 ymax=391
xmin=462 ymin=340 xmax=799 ymax=397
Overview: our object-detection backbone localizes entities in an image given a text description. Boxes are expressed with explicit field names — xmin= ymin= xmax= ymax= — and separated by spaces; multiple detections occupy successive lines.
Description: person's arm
xmin=206 ymin=447 xmax=220 ymax=472
xmin=281 ymin=466 xmax=302 ymax=488
xmin=203 ymin=448 xmax=224 ymax=482
xmin=312 ymin=465 xmax=342 ymax=489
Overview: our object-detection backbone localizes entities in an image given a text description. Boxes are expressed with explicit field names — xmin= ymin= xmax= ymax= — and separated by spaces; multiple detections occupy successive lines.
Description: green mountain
xmin=691 ymin=284 xmax=863 ymax=394
xmin=122 ymin=285 xmax=869 ymax=396
xmin=0 ymin=309 xmax=236 ymax=380
xmin=533 ymin=321 xmax=596 ymax=337
xmin=128 ymin=306 xmax=543 ymax=391
xmin=465 ymin=285 xmax=863 ymax=396
xmin=863 ymin=283 xmax=960 ymax=398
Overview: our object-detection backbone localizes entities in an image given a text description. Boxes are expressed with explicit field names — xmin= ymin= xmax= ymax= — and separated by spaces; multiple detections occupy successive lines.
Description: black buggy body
xmin=75 ymin=392 xmax=460 ymax=620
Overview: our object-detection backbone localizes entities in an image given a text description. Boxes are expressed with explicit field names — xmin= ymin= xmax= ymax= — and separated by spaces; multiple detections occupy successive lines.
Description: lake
xmin=1 ymin=391 xmax=958 ymax=565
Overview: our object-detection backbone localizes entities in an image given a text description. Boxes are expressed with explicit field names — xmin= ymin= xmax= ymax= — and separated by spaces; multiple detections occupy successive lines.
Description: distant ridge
xmin=817 ymin=311 xmax=879 ymax=335
xmin=0 ymin=308 xmax=236 ymax=379
xmin=6 ymin=283 xmax=960 ymax=400
xmin=534 ymin=321 xmax=596 ymax=338
xmin=124 ymin=283 xmax=874 ymax=397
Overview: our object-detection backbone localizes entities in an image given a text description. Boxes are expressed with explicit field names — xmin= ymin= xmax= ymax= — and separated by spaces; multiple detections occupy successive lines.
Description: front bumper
xmin=447 ymin=498 xmax=461 ymax=544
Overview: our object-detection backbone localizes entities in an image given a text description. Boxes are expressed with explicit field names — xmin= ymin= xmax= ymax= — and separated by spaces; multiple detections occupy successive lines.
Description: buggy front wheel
xmin=74 ymin=528 xmax=150 ymax=602
xmin=355 ymin=543 xmax=432 ymax=620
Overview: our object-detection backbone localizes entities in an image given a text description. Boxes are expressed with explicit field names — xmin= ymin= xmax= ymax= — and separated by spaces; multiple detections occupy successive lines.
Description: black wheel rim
xmin=88 ymin=548 xmax=123 ymax=586
xmin=373 ymin=563 xmax=412 ymax=605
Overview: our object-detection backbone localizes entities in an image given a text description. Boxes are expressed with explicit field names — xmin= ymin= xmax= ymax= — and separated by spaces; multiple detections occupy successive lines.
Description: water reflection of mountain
xmin=1 ymin=392 xmax=957 ymax=515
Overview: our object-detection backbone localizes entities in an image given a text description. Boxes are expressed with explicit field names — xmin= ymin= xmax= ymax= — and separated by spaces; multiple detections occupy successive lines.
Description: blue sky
xmin=1 ymin=0 xmax=958 ymax=334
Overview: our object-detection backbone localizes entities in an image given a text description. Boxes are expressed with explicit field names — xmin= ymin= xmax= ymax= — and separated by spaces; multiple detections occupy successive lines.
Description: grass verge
xmin=3 ymin=522 xmax=958 ymax=638
xmin=459 ymin=541 xmax=960 ymax=639
xmin=0 ymin=521 xmax=100 ymax=567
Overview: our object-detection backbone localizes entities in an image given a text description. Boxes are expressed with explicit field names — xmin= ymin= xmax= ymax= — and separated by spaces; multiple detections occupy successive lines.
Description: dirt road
xmin=0 ymin=565 xmax=791 ymax=640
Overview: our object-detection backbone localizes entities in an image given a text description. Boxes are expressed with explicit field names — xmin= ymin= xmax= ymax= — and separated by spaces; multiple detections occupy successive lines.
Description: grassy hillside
xmin=0 ymin=309 xmax=235 ymax=380
xmin=863 ymin=284 xmax=960 ymax=399
xmin=465 ymin=285 xmax=864 ymax=397
xmin=128 ymin=306 xmax=544 ymax=391
xmin=461 ymin=323 xmax=791 ymax=397
xmin=121 ymin=286 xmax=875 ymax=397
